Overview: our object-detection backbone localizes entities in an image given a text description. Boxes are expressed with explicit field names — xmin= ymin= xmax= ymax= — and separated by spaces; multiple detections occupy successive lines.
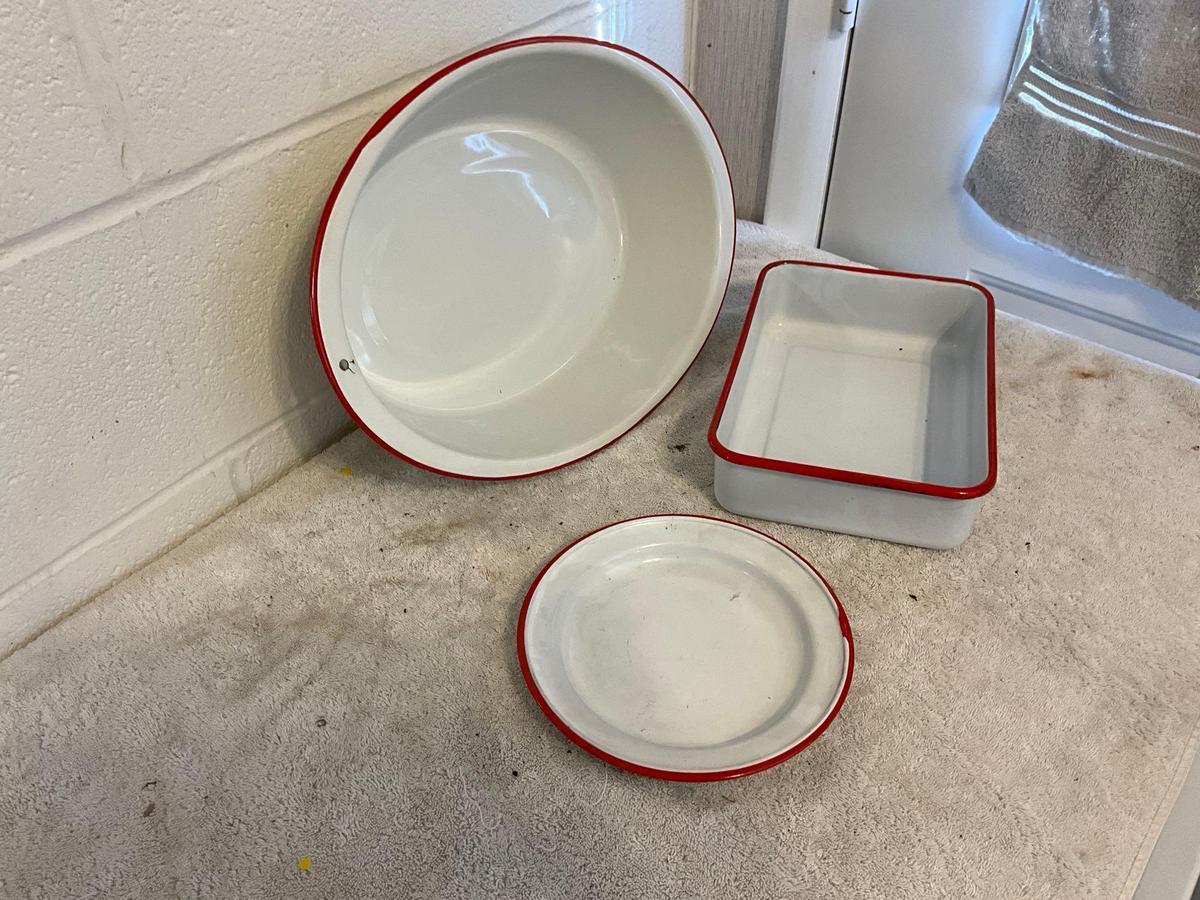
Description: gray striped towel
xmin=964 ymin=0 xmax=1200 ymax=310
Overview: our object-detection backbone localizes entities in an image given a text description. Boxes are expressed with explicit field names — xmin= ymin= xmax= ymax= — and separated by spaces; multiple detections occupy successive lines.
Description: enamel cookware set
xmin=311 ymin=37 xmax=996 ymax=780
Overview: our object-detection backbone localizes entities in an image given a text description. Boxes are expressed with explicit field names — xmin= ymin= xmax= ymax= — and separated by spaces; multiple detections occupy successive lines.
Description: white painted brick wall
xmin=105 ymin=0 xmax=567 ymax=178
xmin=0 ymin=0 xmax=691 ymax=653
xmin=2 ymin=0 xmax=133 ymax=242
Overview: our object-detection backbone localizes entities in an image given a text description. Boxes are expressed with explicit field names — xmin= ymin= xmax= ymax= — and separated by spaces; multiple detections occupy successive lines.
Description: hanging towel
xmin=963 ymin=0 xmax=1200 ymax=309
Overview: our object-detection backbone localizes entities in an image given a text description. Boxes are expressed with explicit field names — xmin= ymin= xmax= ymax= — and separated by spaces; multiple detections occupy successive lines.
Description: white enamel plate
xmin=518 ymin=515 xmax=854 ymax=780
xmin=311 ymin=37 xmax=735 ymax=479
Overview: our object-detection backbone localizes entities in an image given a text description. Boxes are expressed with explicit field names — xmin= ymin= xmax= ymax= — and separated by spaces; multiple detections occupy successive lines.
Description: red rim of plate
xmin=516 ymin=513 xmax=855 ymax=782
xmin=310 ymin=35 xmax=737 ymax=481
xmin=707 ymin=260 xmax=999 ymax=500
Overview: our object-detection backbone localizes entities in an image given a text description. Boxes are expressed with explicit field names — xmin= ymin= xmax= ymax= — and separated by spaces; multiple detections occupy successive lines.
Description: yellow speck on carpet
xmin=297 ymin=857 xmax=311 ymax=872
xmin=339 ymin=467 xmax=351 ymax=477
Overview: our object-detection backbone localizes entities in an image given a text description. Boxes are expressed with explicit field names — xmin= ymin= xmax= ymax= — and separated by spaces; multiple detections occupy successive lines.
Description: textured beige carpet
xmin=2 ymin=225 xmax=1199 ymax=899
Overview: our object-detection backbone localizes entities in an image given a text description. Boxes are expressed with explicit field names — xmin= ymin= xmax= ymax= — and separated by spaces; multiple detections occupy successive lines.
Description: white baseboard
xmin=0 ymin=393 xmax=350 ymax=658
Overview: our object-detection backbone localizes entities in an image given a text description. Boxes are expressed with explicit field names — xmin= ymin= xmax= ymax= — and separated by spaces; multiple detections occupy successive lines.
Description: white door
xmin=817 ymin=0 xmax=1200 ymax=378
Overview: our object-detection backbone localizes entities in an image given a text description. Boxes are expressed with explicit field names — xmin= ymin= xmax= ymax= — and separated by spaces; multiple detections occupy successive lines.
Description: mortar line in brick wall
xmin=0 ymin=0 xmax=600 ymax=274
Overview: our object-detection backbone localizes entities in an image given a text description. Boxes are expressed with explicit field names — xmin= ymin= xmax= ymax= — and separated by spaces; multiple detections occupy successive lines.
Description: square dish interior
xmin=715 ymin=263 xmax=991 ymax=489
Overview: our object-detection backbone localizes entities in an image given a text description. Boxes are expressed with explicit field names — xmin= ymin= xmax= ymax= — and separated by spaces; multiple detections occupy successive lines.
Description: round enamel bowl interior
xmin=313 ymin=38 xmax=735 ymax=478
xmin=518 ymin=516 xmax=853 ymax=780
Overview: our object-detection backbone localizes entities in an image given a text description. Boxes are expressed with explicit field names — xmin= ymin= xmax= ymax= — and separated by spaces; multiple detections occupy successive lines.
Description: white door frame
xmin=761 ymin=0 xmax=854 ymax=246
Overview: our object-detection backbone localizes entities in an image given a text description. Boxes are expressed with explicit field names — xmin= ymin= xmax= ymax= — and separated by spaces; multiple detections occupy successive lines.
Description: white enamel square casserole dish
xmin=708 ymin=260 xmax=997 ymax=550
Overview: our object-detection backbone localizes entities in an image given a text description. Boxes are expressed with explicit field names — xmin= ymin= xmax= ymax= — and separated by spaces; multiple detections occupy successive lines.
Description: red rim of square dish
xmin=516 ymin=513 xmax=855 ymax=782
xmin=707 ymin=260 xmax=998 ymax=501
xmin=310 ymin=35 xmax=737 ymax=481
